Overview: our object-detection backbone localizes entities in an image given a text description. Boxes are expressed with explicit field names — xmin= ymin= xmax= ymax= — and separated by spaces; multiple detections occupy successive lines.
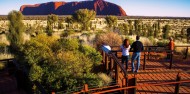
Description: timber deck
xmin=120 ymin=54 xmax=190 ymax=94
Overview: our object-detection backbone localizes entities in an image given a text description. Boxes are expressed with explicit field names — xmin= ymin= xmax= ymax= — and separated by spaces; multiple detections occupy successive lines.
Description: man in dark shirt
xmin=130 ymin=35 xmax=144 ymax=73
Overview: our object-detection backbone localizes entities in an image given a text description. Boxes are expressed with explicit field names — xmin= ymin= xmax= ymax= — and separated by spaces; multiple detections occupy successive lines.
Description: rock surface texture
xmin=20 ymin=0 xmax=127 ymax=16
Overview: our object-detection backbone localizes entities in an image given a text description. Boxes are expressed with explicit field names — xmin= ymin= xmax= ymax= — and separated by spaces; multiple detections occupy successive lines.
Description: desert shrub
xmin=125 ymin=36 xmax=135 ymax=45
xmin=157 ymin=40 xmax=168 ymax=46
xmin=59 ymin=38 xmax=79 ymax=51
xmin=181 ymin=48 xmax=188 ymax=56
xmin=95 ymin=29 xmax=104 ymax=34
xmin=175 ymin=47 xmax=189 ymax=57
xmin=98 ymin=73 xmax=112 ymax=86
xmin=0 ymin=62 xmax=6 ymax=70
xmin=0 ymin=43 xmax=7 ymax=53
xmin=0 ymin=43 xmax=7 ymax=47
xmin=95 ymin=32 xmax=122 ymax=49
xmin=148 ymin=36 xmax=157 ymax=45
xmin=62 ymin=30 xmax=75 ymax=37
xmin=79 ymin=45 xmax=102 ymax=66
xmin=81 ymin=32 xmax=92 ymax=37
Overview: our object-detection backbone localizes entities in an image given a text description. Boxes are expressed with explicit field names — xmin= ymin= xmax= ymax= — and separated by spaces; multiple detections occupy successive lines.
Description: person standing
xmin=130 ymin=36 xmax=144 ymax=73
xmin=167 ymin=37 xmax=175 ymax=59
xmin=120 ymin=39 xmax=130 ymax=70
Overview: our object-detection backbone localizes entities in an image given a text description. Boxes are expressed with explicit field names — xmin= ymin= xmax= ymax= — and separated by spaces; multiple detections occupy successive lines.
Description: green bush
xmin=79 ymin=45 xmax=102 ymax=66
xmin=62 ymin=30 xmax=75 ymax=37
xmin=20 ymin=34 xmax=104 ymax=92
xmin=59 ymin=38 xmax=79 ymax=51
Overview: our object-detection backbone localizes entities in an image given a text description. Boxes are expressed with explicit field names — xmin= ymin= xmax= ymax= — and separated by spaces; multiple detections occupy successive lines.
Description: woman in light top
xmin=120 ymin=39 xmax=130 ymax=69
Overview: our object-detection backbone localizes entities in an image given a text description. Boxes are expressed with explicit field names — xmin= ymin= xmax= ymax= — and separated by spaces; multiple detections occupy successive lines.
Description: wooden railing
xmin=75 ymin=70 xmax=190 ymax=94
xmin=74 ymin=50 xmax=128 ymax=94
xmin=73 ymin=45 xmax=190 ymax=94
xmin=111 ymin=46 xmax=175 ymax=69
xmin=91 ymin=75 xmax=190 ymax=94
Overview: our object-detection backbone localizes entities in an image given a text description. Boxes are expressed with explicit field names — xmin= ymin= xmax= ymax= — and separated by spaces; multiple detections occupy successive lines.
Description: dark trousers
xmin=122 ymin=55 xmax=129 ymax=70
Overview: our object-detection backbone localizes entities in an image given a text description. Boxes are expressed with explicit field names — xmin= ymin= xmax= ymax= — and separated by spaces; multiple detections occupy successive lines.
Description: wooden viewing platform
xmin=74 ymin=46 xmax=190 ymax=94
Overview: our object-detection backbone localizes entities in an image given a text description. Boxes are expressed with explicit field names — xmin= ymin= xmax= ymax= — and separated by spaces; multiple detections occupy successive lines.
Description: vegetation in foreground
xmin=5 ymin=10 xmax=113 ymax=93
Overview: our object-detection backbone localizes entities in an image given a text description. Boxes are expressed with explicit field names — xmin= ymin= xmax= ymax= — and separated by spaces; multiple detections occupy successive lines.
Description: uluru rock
xmin=20 ymin=0 xmax=127 ymax=16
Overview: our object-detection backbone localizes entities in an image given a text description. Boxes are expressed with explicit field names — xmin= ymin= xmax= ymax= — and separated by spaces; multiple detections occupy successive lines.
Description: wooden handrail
xmin=73 ymin=84 xmax=120 ymax=94
xmin=110 ymin=52 xmax=127 ymax=77
xmin=92 ymin=80 xmax=190 ymax=94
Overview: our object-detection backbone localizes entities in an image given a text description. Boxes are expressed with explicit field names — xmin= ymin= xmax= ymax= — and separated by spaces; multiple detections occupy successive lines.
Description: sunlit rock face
xmin=20 ymin=0 xmax=127 ymax=16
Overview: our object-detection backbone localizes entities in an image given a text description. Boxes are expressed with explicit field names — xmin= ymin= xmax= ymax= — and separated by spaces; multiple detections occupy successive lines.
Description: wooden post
xmin=148 ymin=47 xmax=150 ymax=60
xmin=110 ymin=58 xmax=114 ymax=71
xmin=128 ymin=76 xmax=137 ymax=94
xmin=143 ymin=52 xmax=146 ymax=70
xmin=102 ymin=51 xmax=105 ymax=64
xmin=115 ymin=64 xmax=119 ymax=82
xmin=115 ymin=52 xmax=118 ymax=57
xmin=84 ymin=84 xmax=89 ymax=93
xmin=174 ymin=74 xmax=181 ymax=94
xmin=169 ymin=51 xmax=173 ymax=69
xmin=105 ymin=55 xmax=109 ymax=71
xmin=133 ymin=77 xmax=137 ymax=94
xmin=122 ymin=78 xmax=127 ymax=94
xmin=184 ymin=47 xmax=188 ymax=59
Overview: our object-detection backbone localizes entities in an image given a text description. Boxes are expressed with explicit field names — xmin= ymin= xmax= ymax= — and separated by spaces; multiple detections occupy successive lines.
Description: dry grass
xmin=0 ymin=34 xmax=10 ymax=45
xmin=128 ymin=35 xmax=153 ymax=46
xmin=0 ymin=62 xmax=6 ymax=70
xmin=98 ymin=73 xmax=112 ymax=86
xmin=95 ymin=32 xmax=122 ymax=48
xmin=0 ymin=54 xmax=13 ymax=60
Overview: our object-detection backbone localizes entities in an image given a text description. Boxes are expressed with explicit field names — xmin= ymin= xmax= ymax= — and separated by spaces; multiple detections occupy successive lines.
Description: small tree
xmin=46 ymin=14 xmax=58 ymax=36
xmin=7 ymin=10 xmax=25 ymax=53
xmin=153 ymin=23 xmax=159 ymax=38
xmin=72 ymin=9 xmax=96 ymax=31
xmin=58 ymin=18 xmax=64 ymax=30
xmin=162 ymin=24 xmax=170 ymax=39
xmin=128 ymin=20 xmax=133 ymax=35
xmin=105 ymin=15 xmax=118 ymax=31
xmin=119 ymin=23 xmax=129 ymax=35
xmin=65 ymin=16 xmax=74 ymax=29
xmin=134 ymin=20 xmax=141 ymax=33
xmin=187 ymin=28 xmax=190 ymax=43
xmin=147 ymin=24 xmax=153 ymax=37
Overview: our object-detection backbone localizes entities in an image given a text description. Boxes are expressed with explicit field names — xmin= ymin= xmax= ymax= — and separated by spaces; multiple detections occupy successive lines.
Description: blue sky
xmin=0 ymin=0 xmax=190 ymax=17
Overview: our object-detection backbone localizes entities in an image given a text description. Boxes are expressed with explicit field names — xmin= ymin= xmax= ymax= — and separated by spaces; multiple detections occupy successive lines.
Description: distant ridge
xmin=20 ymin=0 xmax=127 ymax=16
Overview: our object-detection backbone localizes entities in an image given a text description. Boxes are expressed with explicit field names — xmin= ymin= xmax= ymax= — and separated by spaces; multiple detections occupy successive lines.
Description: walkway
xmin=119 ymin=52 xmax=190 ymax=94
